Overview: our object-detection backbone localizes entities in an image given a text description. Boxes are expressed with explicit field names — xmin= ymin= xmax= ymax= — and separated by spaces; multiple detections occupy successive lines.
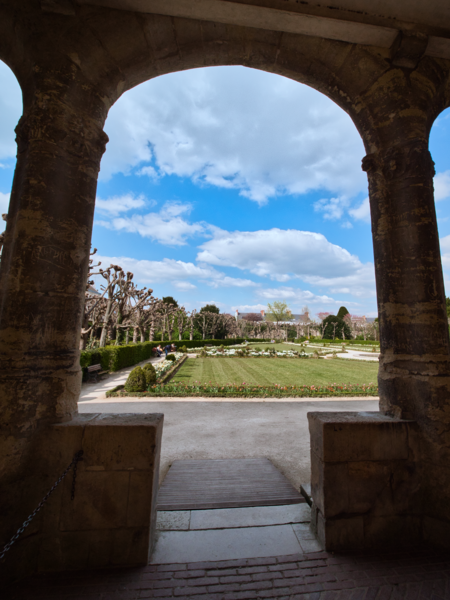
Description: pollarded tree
xmin=175 ymin=307 xmax=189 ymax=341
xmin=322 ymin=315 xmax=352 ymax=340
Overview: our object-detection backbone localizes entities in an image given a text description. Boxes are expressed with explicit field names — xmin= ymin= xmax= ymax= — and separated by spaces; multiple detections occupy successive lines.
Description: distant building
xmin=350 ymin=315 xmax=376 ymax=325
xmin=235 ymin=309 xmax=310 ymax=324
xmin=86 ymin=285 xmax=101 ymax=298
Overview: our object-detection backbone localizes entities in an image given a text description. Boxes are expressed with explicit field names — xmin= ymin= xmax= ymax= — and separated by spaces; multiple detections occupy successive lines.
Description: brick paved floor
xmin=7 ymin=549 xmax=450 ymax=599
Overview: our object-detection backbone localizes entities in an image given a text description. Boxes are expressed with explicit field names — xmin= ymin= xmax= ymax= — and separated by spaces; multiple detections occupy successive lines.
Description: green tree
xmin=200 ymin=304 xmax=220 ymax=314
xmin=322 ymin=315 xmax=352 ymax=340
xmin=337 ymin=306 xmax=349 ymax=319
xmin=446 ymin=297 xmax=450 ymax=317
xmin=265 ymin=301 xmax=292 ymax=326
xmin=162 ymin=296 xmax=178 ymax=308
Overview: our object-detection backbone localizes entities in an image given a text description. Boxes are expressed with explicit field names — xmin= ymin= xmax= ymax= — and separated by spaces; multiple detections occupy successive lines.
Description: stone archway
xmin=1 ymin=0 xmax=450 ymax=578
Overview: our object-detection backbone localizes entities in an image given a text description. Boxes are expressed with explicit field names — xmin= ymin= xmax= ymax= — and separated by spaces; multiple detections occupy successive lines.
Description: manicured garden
xmin=172 ymin=357 xmax=378 ymax=387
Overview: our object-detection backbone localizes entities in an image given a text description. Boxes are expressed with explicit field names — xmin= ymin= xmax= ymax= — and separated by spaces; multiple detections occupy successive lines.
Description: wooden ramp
xmin=157 ymin=458 xmax=304 ymax=510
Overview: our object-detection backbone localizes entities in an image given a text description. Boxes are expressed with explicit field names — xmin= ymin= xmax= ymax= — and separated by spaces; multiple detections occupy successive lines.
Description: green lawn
xmin=172 ymin=357 xmax=378 ymax=387
xmin=244 ymin=342 xmax=316 ymax=353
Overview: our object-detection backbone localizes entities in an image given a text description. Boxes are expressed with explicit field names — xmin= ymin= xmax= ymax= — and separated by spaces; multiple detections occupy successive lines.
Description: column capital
xmin=361 ymin=139 xmax=435 ymax=180
xmin=14 ymin=103 xmax=109 ymax=165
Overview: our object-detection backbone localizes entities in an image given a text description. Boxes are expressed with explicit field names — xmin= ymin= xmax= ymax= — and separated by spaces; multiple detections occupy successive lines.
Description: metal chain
xmin=0 ymin=450 xmax=84 ymax=561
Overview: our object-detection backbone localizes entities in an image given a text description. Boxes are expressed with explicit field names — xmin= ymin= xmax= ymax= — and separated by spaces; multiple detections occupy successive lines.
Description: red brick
xmin=256 ymin=588 xmax=291 ymax=597
xmin=238 ymin=566 xmax=268 ymax=575
xmin=303 ymin=573 xmax=338 ymax=584
xmin=253 ymin=571 xmax=283 ymax=581
xmin=240 ymin=580 xmax=273 ymax=591
xmin=270 ymin=562 xmax=299 ymax=571
xmin=276 ymin=554 xmax=303 ymax=563
xmin=352 ymin=577 xmax=388 ymax=587
xmin=174 ymin=586 xmax=208 ymax=596
xmin=208 ymin=583 xmax=243 ymax=593
xmin=322 ymin=580 xmax=357 ymax=591
xmin=156 ymin=564 xmax=187 ymax=572
xmin=140 ymin=572 xmax=173 ymax=581
xmin=219 ymin=575 xmax=252 ymax=584
xmin=206 ymin=569 xmax=238 ymax=577
xmin=244 ymin=556 xmax=278 ymax=566
xmin=222 ymin=592 xmax=262 ymax=600
xmin=290 ymin=593 xmax=321 ymax=600
xmin=149 ymin=590 xmax=173 ymax=598
xmin=289 ymin=582 xmax=325 ymax=594
xmin=153 ymin=579 xmax=176 ymax=589
xmin=173 ymin=570 xmax=206 ymax=579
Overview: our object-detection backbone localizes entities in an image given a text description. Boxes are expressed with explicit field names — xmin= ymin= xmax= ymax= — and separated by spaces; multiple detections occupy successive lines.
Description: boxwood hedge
xmin=80 ymin=338 xmax=249 ymax=378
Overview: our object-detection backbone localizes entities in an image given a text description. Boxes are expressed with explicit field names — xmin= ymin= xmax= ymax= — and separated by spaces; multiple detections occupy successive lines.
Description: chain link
xmin=0 ymin=450 xmax=84 ymax=561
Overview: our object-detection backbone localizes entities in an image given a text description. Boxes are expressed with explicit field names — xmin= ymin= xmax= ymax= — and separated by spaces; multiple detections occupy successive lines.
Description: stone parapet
xmin=308 ymin=411 xmax=423 ymax=552
xmin=2 ymin=413 xmax=163 ymax=576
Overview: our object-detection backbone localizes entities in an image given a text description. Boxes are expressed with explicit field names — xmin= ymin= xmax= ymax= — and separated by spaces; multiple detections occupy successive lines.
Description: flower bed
xmin=106 ymin=381 xmax=378 ymax=398
xmin=152 ymin=352 xmax=185 ymax=380
xmin=195 ymin=347 xmax=311 ymax=358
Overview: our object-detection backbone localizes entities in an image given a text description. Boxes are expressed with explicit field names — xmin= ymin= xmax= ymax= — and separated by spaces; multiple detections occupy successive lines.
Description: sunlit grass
xmin=172 ymin=357 xmax=378 ymax=387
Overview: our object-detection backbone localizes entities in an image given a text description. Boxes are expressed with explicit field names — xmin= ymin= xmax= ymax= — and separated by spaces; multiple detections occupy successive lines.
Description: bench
xmin=87 ymin=364 xmax=109 ymax=383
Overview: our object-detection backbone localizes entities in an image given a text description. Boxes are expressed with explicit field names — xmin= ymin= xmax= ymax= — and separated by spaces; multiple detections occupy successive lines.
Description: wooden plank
xmin=157 ymin=458 xmax=304 ymax=510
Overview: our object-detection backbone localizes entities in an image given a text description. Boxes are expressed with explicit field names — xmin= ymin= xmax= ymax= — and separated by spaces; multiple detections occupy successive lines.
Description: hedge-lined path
xmin=79 ymin=354 xmax=173 ymax=403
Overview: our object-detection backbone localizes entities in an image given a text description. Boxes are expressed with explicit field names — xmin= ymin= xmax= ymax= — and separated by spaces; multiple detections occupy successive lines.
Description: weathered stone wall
xmin=1 ymin=0 xmax=450 ymax=575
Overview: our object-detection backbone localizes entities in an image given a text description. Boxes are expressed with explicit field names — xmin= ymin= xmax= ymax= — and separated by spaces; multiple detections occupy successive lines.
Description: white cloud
xmin=349 ymin=197 xmax=371 ymax=223
xmin=0 ymin=61 xmax=22 ymax=161
xmin=302 ymin=263 xmax=376 ymax=298
xmin=137 ymin=165 xmax=159 ymax=180
xmin=96 ymin=193 xmax=149 ymax=216
xmin=314 ymin=196 xmax=350 ymax=220
xmin=434 ymin=171 xmax=450 ymax=202
xmin=94 ymin=255 xmax=257 ymax=290
xmin=233 ymin=304 xmax=267 ymax=313
xmin=197 ymin=228 xmax=362 ymax=281
xmin=0 ymin=191 xmax=10 ymax=214
xmin=173 ymin=281 xmax=197 ymax=291
xmin=102 ymin=66 xmax=366 ymax=204
xmin=257 ymin=286 xmax=343 ymax=306
xmin=440 ymin=235 xmax=450 ymax=268
xmin=98 ymin=201 xmax=206 ymax=246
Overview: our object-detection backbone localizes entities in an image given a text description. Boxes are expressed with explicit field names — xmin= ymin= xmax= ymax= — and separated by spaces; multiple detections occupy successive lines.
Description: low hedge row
xmin=311 ymin=339 xmax=380 ymax=345
xmin=80 ymin=342 xmax=155 ymax=374
xmin=80 ymin=339 xmax=249 ymax=376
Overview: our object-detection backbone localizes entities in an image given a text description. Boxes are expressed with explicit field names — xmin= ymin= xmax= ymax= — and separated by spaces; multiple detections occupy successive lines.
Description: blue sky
xmin=1 ymin=61 xmax=450 ymax=318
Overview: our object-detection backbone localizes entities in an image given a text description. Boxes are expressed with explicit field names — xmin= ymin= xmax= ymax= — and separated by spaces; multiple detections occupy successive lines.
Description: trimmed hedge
xmin=80 ymin=342 xmax=155 ymax=375
xmin=313 ymin=339 xmax=379 ymax=345
xmin=80 ymin=339 xmax=248 ymax=377
xmin=158 ymin=338 xmax=247 ymax=349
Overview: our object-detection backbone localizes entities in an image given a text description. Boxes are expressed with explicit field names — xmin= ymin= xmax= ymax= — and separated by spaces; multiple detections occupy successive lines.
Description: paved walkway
xmin=80 ymin=355 xmax=166 ymax=402
xmin=79 ymin=397 xmax=378 ymax=488
xmin=9 ymin=548 xmax=450 ymax=599
xmin=306 ymin=345 xmax=379 ymax=362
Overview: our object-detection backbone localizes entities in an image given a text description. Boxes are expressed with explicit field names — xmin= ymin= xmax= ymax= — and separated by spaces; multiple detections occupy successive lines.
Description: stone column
xmin=0 ymin=82 xmax=108 ymax=480
xmin=362 ymin=138 xmax=450 ymax=433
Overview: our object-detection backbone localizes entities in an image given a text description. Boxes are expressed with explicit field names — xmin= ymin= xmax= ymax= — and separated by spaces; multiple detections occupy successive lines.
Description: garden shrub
xmin=321 ymin=315 xmax=352 ymax=340
xmin=142 ymin=362 xmax=157 ymax=386
xmin=166 ymin=354 xmax=176 ymax=362
xmin=180 ymin=345 xmax=188 ymax=353
xmin=125 ymin=366 xmax=146 ymax=393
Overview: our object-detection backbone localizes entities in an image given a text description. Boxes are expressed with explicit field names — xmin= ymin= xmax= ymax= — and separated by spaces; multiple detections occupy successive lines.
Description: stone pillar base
xmin=308 ymin=412 xmax=424 ymax=552
xmin=3 ymin=413 xmax=163 ymax=575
